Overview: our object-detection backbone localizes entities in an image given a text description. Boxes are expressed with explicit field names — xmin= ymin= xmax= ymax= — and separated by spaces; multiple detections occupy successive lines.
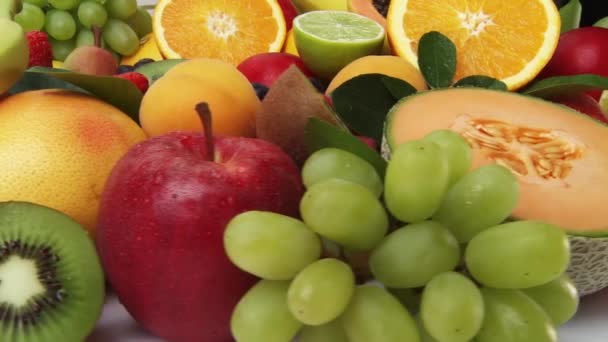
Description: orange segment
xmin=153 ymin=0 xmax=287 ymax=65
xmin=386 ymin=0 xmax=561 ymax=90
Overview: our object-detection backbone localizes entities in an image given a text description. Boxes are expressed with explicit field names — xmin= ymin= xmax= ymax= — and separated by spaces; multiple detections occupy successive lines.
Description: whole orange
xmin=0 ymin=89 xmax=147 ymax=237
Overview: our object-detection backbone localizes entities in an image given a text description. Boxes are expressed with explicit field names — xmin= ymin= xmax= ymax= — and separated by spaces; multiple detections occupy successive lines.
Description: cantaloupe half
xmin=382 ymin=87 xmax=608 ymax=296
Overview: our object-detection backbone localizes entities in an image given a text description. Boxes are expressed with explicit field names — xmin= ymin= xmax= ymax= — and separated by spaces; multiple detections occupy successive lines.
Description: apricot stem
xmin=195 ymin=102 xmax=214 ymax=161
xmin=91 ymin=25 xmax=102 ymax=48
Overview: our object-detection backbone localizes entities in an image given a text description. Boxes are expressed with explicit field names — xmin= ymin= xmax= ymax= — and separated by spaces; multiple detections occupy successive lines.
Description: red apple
xmin=277 ymin=0 xmax=298 ymax=31
xmin=549 ymin=92 xmax=608 ymax=124
xmin=237 ymin=52 xmax=314 ymax=88
xmin=538 ymin=26 xmax=608 ymax=100
xmin=96 ymin=103 xmax=304 ymax=342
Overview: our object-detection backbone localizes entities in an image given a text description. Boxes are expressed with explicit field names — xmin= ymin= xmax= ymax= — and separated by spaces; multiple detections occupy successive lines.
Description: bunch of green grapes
xmin=223 ymin=130 xmax=578 ymax=342
xmin=13 ymin=0 xmax=152 ymax=62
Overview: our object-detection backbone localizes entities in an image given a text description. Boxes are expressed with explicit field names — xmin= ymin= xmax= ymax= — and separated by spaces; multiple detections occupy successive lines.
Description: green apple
xmin=0 ymin=0 xmax=29 ymax=94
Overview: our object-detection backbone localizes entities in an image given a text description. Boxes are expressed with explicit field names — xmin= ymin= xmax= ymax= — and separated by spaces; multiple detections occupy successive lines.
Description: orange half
xmin=387 ymin=0 xmax=561 ymax=90
xmin=153 ymin=0 xmax=287 ymax=65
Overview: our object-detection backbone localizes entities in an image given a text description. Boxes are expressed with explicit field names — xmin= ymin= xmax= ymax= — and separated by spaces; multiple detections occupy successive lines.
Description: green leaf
xmin=417 ymin=31 xmax=457 ymax=89
xmin=305 ymin=118 xmax=387 ymax=179
xmin=452 ymin=75 xmax=508 ymax=90
xmin=9 ymin=67 xmax=143 ymax=123
xmin=381 ymin=76 xmax=418 ymax=99
xmin=520 ymin=74 xmax=608 ymax=97
xmin=559 ymin=0 xmax=582 ymax=33
xmin=9 ymin=71 xmax=89 ymax=95
xmin=330 ymin=74 xmax=417 ymax=143
xmin=593 ymin=16 xmax=608 ymax=28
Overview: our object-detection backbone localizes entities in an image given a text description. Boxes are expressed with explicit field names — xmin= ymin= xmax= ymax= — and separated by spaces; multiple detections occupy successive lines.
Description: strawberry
xmin=25 ymin=31 xmax=53 ymax=68
xmin=114 ymin=72 xmax=149 ymax=93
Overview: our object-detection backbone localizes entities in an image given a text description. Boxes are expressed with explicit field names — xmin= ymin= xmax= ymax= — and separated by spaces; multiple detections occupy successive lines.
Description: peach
xmin=139 ymin=58 xmax=262 ymax=137
xmin=326 ymin=55 xmax=428 ymax=94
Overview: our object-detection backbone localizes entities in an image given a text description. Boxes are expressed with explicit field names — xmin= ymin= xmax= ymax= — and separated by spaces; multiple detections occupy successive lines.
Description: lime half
xmin=293 ymin=10 xmax=385 ymax=80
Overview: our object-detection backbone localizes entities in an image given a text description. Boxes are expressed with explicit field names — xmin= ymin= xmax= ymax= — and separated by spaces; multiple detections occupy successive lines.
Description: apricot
xmin=326 ymin=55 xmax=428 ymax=94
xmin=139 ymin=58 xmax=262 ymax=137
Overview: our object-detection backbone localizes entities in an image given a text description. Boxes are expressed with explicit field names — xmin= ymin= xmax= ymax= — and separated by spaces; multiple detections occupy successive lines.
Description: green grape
xmin=231 ymin=280 xmax=302 ymax=342
xmin=369 ymin=221 xmax=460 ymax=288
xmin=477 ymin=288 xmax=557 ymax=342
xmin=415 ymin=315 xmax=438 ymax=342
xmin=420 ymin=272 xmax=484 ymax=342
xmin=388 ymin=287 xmax=423 ymax=314
xmin=422 ymin=129 xmax=472 ymax=186
xmin=104 ymin=0 xmax=137 ymax=20
xmin=287 ymin=258 xmax=355 ymax=325
xmin=14 ymin=3 xmax=45 ymax=32
xmin=45 ymin=10 xmax=77 ymax=41
xmin=223 ymin=211 xmax=321 ymax=280
xmin=302 ymin=147 xmax=383 ymax=197
xmin=49 ymin=0 xmax=81 ymax=10
xmin=75 ymin=29 xmax=94 ymax=46
xmin=465 ymin=221 xmax=570 ymax=289
xmin=522 ymin=274 xmax=579 ymax=326
xmin=340 ymin=285 xmax=421 ymax=342
xmin=432 ymin=164 xmax=520 ymax=243
xmin=24 ymin=0 xmax=48 ymax=7
xmin=49 ymin=37 xmax=76 ymax=61
xmin=299 ymin=320 xmax=349 ymax=342
xmin=102 ymin=18 xmax=139 ymax=56
xmin=384 ymin=139 xmax=449 ymax=223
xmin=125 ymin=6 xmax=152 ymax=38
xmin=300 ymin=178 xmax=388 ymax=251
xmin=77 ymin=1 xmax=108 ymax=29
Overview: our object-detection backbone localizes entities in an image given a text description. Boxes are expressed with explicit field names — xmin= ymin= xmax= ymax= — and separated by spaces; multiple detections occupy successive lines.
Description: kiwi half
xmin=0 ymin=201 xmax=105 ymax=342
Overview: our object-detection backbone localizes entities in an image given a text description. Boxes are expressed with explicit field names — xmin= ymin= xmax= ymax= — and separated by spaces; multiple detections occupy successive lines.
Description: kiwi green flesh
xmin=0 ymin=201 xmax=105 ymax=342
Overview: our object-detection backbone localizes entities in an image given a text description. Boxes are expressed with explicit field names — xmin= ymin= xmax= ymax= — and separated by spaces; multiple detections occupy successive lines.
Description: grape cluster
xmin=14 ymin=0 xmax=152 ymax=62
xmin=223 ymin=129 xmax=578 ymax=342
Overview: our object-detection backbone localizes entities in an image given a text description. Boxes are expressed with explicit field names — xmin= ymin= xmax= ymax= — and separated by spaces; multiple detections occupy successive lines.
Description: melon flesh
xmin=382 ymin=87 xmax=608 ymax=296
xmin=383 ymin=87 xmax=608 ymax=235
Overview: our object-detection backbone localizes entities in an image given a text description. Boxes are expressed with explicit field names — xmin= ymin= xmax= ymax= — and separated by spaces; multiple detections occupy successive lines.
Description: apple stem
xmin=91 ymin=25 xmax=102 ymax=48
xmin=195 ymin=102 xmax=215 ymax=161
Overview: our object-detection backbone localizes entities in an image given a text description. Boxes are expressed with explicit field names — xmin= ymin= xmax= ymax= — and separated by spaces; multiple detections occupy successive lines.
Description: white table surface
xmin=88 ymin=288 xmax=608 ymax=341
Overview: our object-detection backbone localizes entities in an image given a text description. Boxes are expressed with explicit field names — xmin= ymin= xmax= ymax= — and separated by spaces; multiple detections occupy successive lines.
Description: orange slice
xmin=386 ymin=0 xmax=561 ymax=90
xmin=153 ymin=0 xmax=287 ymax=65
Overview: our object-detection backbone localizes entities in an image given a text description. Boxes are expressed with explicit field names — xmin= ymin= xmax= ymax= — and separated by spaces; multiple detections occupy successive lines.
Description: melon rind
xmin=567 ymin=236 xmax=608 ymax=296
xmin=380 ymin=88 xmax=608 ymax=296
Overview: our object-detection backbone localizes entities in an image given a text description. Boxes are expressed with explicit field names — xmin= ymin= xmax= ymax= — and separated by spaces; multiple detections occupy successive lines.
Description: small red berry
xmin=26 ymin=31 xmax=53 ymax=68
xmin=114 ymin=72 xmax=149 ymax=93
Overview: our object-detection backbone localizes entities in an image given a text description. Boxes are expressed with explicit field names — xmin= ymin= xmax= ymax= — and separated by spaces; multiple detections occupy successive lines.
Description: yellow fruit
xmin=0 ymin=89 xmax=147 ymax=236
xmin=292 ymin=0 xmax=347 ymax=12
xmin=121 ymin=34 xmax=163 ymax=65
xmin=282 ymin=29 xmax=299 ymax=56
xmin=139 ymin=58 xmax=261 ymax=138
xmin=153 ymin=0 xmax=286 ymax=65
xmin=52 ymin=60 xmax=63 ymax=69
xmin=326 ymin=55 xmax=428 ymax=94
xmin=387 ymin=0 xmax=561 ymax=90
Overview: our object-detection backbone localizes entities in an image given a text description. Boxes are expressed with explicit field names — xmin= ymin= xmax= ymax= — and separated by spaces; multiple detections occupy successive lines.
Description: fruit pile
xmin=2 ymin=0 xmax=608 ymax=341
xmin=14 ymin=0 xmax=151 ymax=62
xmin=225 ymin=132 xmax=578 ymax=341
